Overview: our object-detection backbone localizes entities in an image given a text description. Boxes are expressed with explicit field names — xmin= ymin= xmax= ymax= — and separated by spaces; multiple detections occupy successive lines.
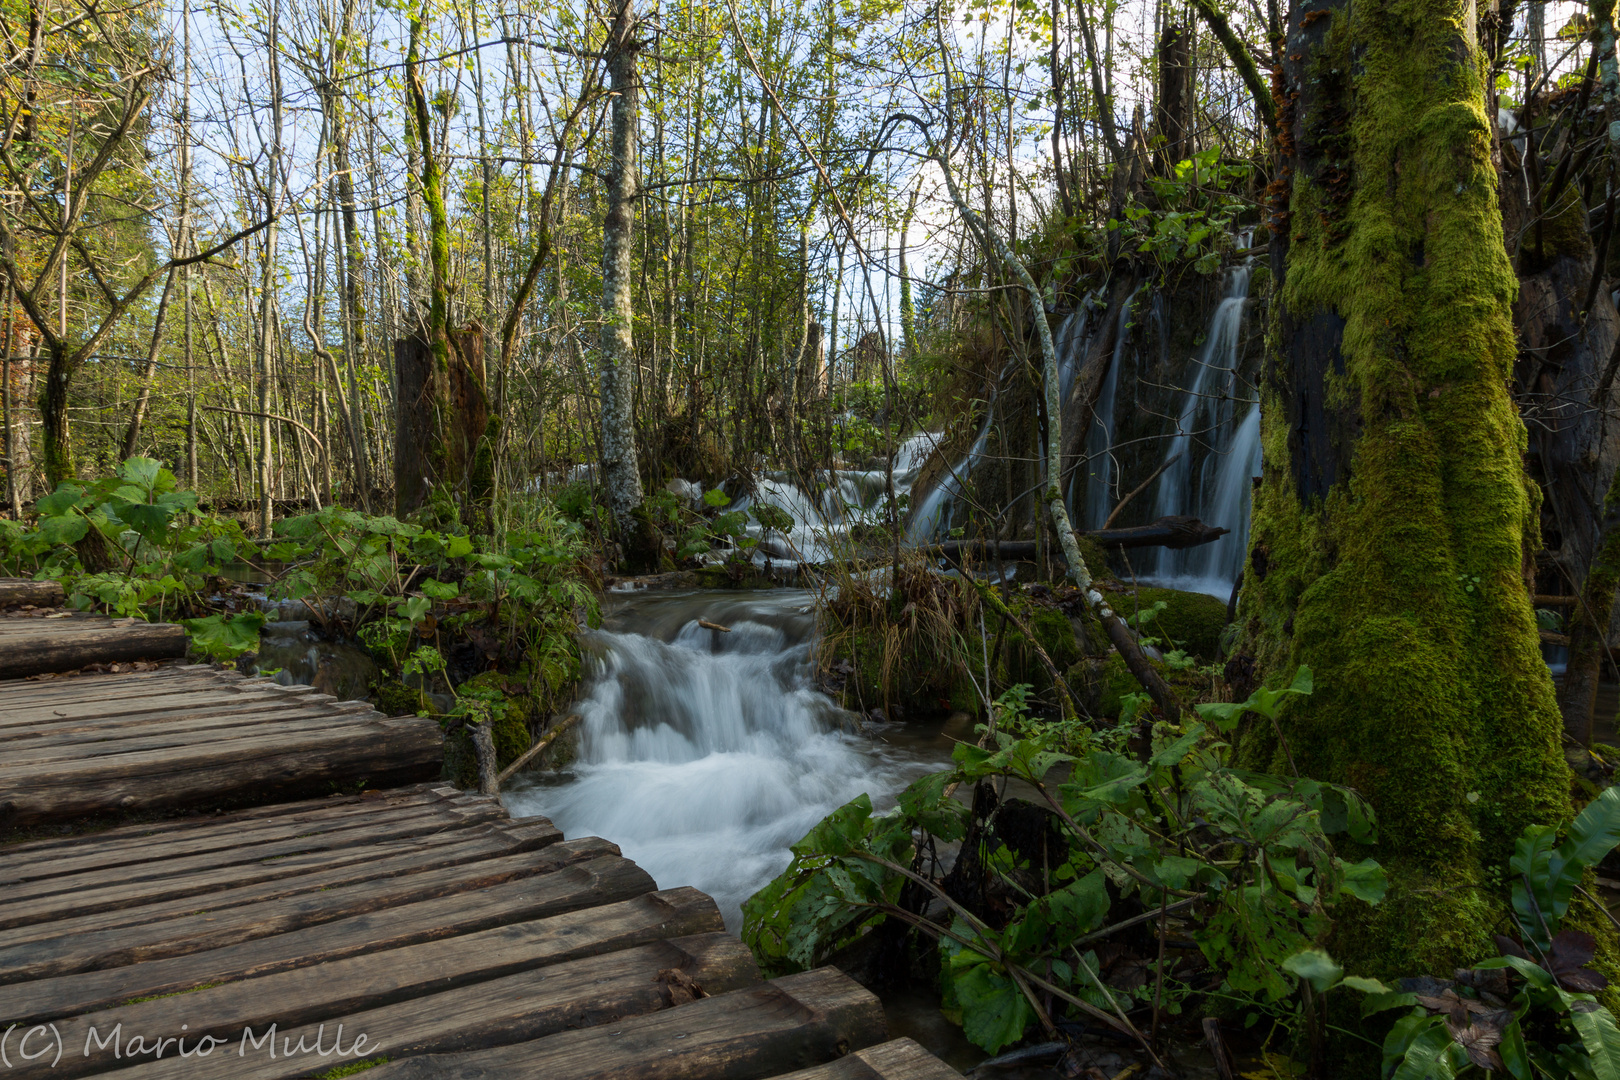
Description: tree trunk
xmin=598 ymin=0 xmax=647 ymax=547
xmin=1558 ymin=463 xmax=1620 ymax=746
xmin=1243 ymin=0 xmax=1572 ymax=979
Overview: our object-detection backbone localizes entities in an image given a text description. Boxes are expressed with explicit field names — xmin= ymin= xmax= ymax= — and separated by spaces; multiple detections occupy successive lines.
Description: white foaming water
xmin=1081 ymin=288 xmax=1142 ymax=531
xmin=502 ymin=591 xmax=945 ymax=928
xmin=1151 ymin=260 xmax=1257 ymax=594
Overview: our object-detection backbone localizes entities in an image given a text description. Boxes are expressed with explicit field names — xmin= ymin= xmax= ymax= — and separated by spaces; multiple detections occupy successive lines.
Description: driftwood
xmin=933 ymin=515 xmax=1229 ymax=563
xmin=495 ymin=713 xmax=582 ymax=787
xmin=0 ymin=578 xmax=64 ymax=607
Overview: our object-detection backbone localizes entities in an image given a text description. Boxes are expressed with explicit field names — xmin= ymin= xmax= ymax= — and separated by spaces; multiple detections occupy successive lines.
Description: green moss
xmin=371 ymin=679 xmax=429 ymax=717
xmin=1000 ymin=605 xmax=1083 ymax=690
xmin=313 ymin=1058 xmax=389 ymax=1079
xmin=1073 ymin=534 xmax=1112 ymax=583
xmin=693 ymin=563 xmax=776 ymax=589
xmin=1102 ymin=585 xmax=1227 ymax=659
xmin=1244 ymin=0 xmax=1573 ymax=985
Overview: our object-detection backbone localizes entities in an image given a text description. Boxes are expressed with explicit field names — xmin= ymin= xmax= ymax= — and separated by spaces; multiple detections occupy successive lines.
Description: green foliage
xmin=1294 ymin=789 xmax=1620 ymax=1077
xmin=0 ymin=456 xmax=256 ymax=629
xmin=181 ymin=612 xmax=267 ymax=661
xmin=742 ymin=666 xmax=1383 ymax=1053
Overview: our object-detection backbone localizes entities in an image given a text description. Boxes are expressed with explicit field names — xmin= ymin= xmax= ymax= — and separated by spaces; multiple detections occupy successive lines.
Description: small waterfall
xmin=503 ymin=592 xmax=941 ymax=926
xmin=1150 ymin=263 xmax=1257 ymax=594
xmin=1081 ymin=289 xmax=1142 ymax=530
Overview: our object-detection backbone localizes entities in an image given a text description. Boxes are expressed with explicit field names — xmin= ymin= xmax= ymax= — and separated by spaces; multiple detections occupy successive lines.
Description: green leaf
xmin=1571 ymin=1002 xmax=1620 ymax=1080
xmin=37 ymin=514 xmax=88 ymax=546
xmin=180 ymin=612 xmax=266 ymax=661
xmin=1282 ymin=948 xmax=1342 ymax=992
xmin=1339 ymin=858 xmax=1389 ymax=905
xmin=1389 ymin=1019 xmax=1461 ymax=1080
xmin=397 ymin=596 xmax=432 ymax=623
xmin=117 ymin=502 xmax=177 ymax=547
xmin=1360 ymin=990 xmax=1419 ymax=1017
xmin=117 ymin=456 xmax=163 ymax=494
xmin=951 ymin=954 xmax=1032 ymax=1054
xmin=1498 ymin=1018 xmax=1532 ymax=1080
xmin=420 ymin=578 xmax=460 ymax=601
xmin=703 ymin=487 xmax=731 ymax=507
xmin=36 ymin=483 xmax=88 ymax=517
xmin=446 ymin=535 xmax=474 ymax=559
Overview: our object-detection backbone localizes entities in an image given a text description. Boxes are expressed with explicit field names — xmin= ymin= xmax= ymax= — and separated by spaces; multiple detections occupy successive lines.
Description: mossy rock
xmin=440 ymin=671 xmax=535 ymax=789
xmin=1101 ymin=585 xmax=1228 ymax=659
xmin=1001 ymin=602 xmax=1083 ymax=691
xmin=693 ymin=562 xmax=777 ymax=589
xmin=1072 ymin=651 xmax=1170 ymax=718
xmin=372 ymin=678 xmax=430 ymax=717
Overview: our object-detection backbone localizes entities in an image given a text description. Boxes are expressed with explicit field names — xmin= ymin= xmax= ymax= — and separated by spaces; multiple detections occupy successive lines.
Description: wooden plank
xmin=2 ymin=706 xmax=407 ymax=763
xmin=102 ymin=930 xmax=757 ymax=1080
xmin=0 ymin=666 xmax=222 ymax=704
xmin=0 ymin=846 xmax=651 ymax=984
xmin=0 ymin=578 xmax=64 ymax=606
xmin=28 ymin=919 xmax=747 ymax=1079
xmin=0 ymin=803 xmax=520 ymax=921
xmin=765 ymin=1040 xmax=963 ymax=1080
xmin=0 ymin=699 xmax=370 ymax=745
xmin=363 ymin=967 xmax=888 ymax=1080
xmin=0 ymin=823 xmax=573 ymax=948
xmin=0 ymin=620 xmax=188 ymax=679
xmin=0 ymin=840 xmax=636 ymax=1021
xmin=0 ymin=784 xmax=456 ymax=859
xmin=0 ymin=716 xmax=443 ymax=824
xmin=0 ymin=681 xmax=335 ymax=728
xmin=0 ymin=789 xmax=456 ymax=881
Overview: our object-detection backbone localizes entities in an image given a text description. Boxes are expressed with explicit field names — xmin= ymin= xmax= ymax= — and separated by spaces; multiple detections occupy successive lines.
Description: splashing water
xmin=502 ymin=591 xmax=948 ymax=927
xmin=1149 ymin=262 xmax=1257 ymax=597
xmin=1080 ymin=288 xmax=1143 ymax=531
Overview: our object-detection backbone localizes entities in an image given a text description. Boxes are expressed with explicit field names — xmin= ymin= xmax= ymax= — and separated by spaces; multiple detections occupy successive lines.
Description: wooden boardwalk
xmin=0 ymin=608 xmax=189 ymax=680
xmin=0 ymin=785 xmax=958 ymax=1079
xmin=0 ymin=665 xmax=443 ymax=827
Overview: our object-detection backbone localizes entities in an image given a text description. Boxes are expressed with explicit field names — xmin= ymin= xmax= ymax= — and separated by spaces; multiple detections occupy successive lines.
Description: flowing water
xmin=1079 ymin=288 xmax=1144 ymax=531
xmin=1149 ymin=263 xmax=1258 ymax=598
xmin=502 ymin=589 xmax=956 ymax=927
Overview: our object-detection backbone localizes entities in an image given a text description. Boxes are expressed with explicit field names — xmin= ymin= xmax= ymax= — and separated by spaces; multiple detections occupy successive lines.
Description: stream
xmin=501 ymin=588 xmax=961 ymax=929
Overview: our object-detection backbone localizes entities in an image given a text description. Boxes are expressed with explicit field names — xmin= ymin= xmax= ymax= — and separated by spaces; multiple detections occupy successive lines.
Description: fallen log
xmin=0 ymin=618 xmax=189 ymax=679
xmin=0 ymin=579 xmax=65 ymax=608
xmin=932 ymin=516 xmax=1231 ymax=562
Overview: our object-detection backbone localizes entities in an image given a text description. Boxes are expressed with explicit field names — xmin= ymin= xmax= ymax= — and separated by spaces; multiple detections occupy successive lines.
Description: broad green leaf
xmin=37 ymin=514 xmax=88 ymax=546
xmin=36 ymin=484 xmax=88 ymax=516
xmin=1570 ymin=1002 xmax=1620 ymax=1080
xmin=420 ymin=578 xmax=460 ymax=601
xmin=117 ymin=456 xmax=163 ymax=493
xmin=446 ymin=535 xmax=474 ymax=558
xmin=397 ymin=596 xmax=432 ymax=623
xmin=1282 ymin=948 xmax=1342 ymax=992
xmin=1339 ymin=858 xmax=1389 ymax=905
xmin=703 ymin=487 xmax=731 ymax=507
xmin=951 ymin=956 xmax=1032 ymax=1054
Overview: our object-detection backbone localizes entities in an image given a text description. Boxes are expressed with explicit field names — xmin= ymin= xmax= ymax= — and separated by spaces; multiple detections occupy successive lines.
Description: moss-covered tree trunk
xmin=1241 ymin=0 xmax=1572 ymax=977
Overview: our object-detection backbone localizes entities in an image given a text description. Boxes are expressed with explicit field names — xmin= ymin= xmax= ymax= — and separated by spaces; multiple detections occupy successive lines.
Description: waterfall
xmin=1150 ymin=263 xmax=1257 ymax=595
xmin=1081 ymin=289 xmax=1141 ymax=530
xmin=503 ymin=591 xmax=942 ymax=927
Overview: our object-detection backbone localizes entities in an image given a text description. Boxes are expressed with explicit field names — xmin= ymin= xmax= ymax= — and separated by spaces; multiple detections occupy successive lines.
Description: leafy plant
xmin=742 ymin=667 xmax=1384 ymax=1055
xmin=1298 ymin=787 xmax=1620 ymax=1078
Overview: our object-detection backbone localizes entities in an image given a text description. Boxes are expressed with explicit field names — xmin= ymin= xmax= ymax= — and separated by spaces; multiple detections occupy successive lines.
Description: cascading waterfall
xmin=1150 ymin=261 xmax=1257 ymax=595
xmin=1081 ymin=288 xmax=1142 ymax=531
xmin=502 ymin=591 xmax=944 ymax=927
xmin=903 ymin=359 xmax=1018 ymax=544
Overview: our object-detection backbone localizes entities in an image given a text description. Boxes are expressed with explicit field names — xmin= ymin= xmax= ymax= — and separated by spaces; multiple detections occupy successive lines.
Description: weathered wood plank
xmin=766 ymin=1040 xmax=963 ymax=1080
xmin=0 ymin=578 xmax=65 ymax=606
xmin=364 ymin=967 xmax=888 ymax=1080
xmin=0 ymin=621 xmax=189 ymax=679
xmin=0 ymin=784 xmax=458 ymax=859
xmin=0 ymin=804 xmax=523 ymax=921
xmin=0 ymin=790 xmax=456 ymax=881
xmin=31 ymin=925 xmax=750 ymax=1079
xmin=0 ymin=717 xmax=443 ymax=824
xmin=0 ymin=681 xmax=338 ymax=728
xmin=0 ymin=823 xmax=575 ymax=950
xmin=0 ymin=847 xmax=651 ymax=985
xmin=0 ymin=839 xmax=636 ymax=1022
